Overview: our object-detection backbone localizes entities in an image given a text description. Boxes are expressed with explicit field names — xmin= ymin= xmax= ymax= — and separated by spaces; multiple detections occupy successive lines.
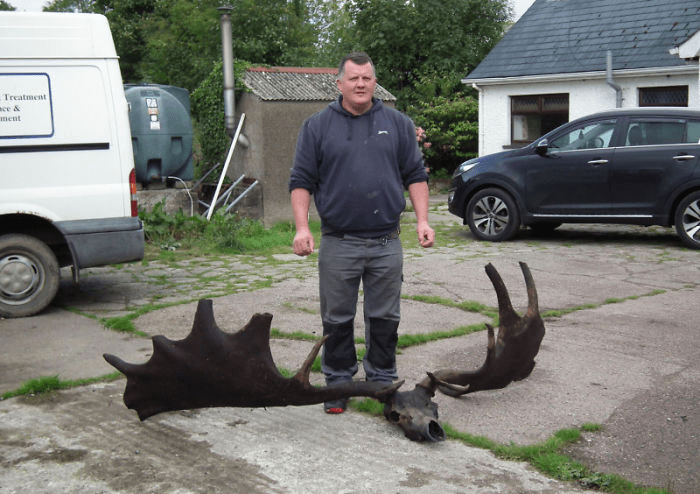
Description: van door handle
xmin=587 ymin=159 xmax=608 ymax=165
xmin=673 ymin=154 xmax=696 ymax=161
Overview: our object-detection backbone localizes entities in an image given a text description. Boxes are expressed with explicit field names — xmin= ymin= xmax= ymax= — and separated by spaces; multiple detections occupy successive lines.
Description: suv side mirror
xmin=535 ymin=138 xmax=549 ymax=156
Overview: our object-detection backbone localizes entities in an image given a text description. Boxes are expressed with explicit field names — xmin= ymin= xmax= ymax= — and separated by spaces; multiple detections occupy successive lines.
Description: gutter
xmin=462 ymin=64 xmax=697 ymax=86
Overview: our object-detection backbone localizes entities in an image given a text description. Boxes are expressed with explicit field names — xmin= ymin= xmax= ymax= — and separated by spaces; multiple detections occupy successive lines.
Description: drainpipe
xmin=219 ymin=7 xmax=249 ymax=147
xmin=471 ymin=82 xmax=484 ymax=156
xmin=606 ymin=50 xmax=623 ymax=108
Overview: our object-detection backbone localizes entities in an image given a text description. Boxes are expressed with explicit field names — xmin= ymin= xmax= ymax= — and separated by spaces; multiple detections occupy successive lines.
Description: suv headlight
xmin=453 ymin=161 xmax=478 ymax=177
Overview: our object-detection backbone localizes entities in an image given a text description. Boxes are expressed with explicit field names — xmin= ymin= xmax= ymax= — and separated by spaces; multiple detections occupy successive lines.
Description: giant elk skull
xmin=104 ymin=262 xmax=544 ymax=442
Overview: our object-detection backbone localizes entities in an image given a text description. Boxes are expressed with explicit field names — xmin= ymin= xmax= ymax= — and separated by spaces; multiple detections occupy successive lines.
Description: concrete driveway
xmin=1 ymin=201 xmax=698 ymax=493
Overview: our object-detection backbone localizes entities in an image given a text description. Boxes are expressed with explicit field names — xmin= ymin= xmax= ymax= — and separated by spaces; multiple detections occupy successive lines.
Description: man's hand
xmin=291 ymin=188 xmax=314 ymax=256
xmin=293 ymin=229 xmax=315 ymax=256
xmin=416 ymin=222 xmax=435 ymax=248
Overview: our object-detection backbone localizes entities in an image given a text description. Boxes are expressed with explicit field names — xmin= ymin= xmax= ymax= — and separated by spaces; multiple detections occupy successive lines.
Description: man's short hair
xmin=338 ymin=51 xmax=375 ymax=79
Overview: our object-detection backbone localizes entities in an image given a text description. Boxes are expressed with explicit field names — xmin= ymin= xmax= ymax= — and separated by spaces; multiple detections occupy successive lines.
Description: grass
xmin=140 ymin=200 xmax=321 ymax=256
xmin=1 ymin=373 xmax=123 ymax=401
xmin=346 ymin=398 xmax=668 ymax=494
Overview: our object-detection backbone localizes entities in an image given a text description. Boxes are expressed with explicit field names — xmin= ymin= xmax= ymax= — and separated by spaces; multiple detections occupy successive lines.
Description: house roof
xmin=243 ymin=66 xmax=396 ymax=102
xmin=465 ymin=0 xmax=700 ymax=81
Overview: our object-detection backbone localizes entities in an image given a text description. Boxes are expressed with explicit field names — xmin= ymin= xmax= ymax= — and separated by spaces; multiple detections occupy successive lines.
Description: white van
xmin=0 ymin=12 xmax=144 ymax=318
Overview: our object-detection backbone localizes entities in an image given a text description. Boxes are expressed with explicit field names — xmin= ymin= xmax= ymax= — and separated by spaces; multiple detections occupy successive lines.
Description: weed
xmin=103 ymin=316 xmax=138 ymax=333
xmin=443 ymin=424 xmax=667 ymax=493
xmin=140 ymin=201 xmax=321 ymax=256
xmin=1 ymin=373 xmax=122 ymax=400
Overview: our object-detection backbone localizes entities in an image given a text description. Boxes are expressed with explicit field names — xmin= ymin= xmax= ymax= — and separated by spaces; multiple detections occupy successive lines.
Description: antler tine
xmin=519 ymin=261 xmax=540 ymax=318
xmin=292 ymin=335 xmax=328 ymax=387
xmin=485 ymin=262 xmax=518 ymax=330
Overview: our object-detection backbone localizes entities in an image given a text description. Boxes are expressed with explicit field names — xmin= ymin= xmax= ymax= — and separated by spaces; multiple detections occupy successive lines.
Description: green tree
xmin=408 ymin=93 xmax=479 ymax=172
xmin=0 ymin=1 xmax=15 ymax=10
xmin=228 ymin=0 xmax=316 ymax=66
xmin=137 ymin=0 xmax=220 ymax=90
xmin=347 ymin=0 xmax=510 ymax=172
xmin=306 ymin=0 xmax=358 ymax=67
xmin=351 ymin=0 xmax=509 ymax=102
xmin=103 ymin=0 xmax=158 ymax=83
xmin=44 ymin=0 xmax=97 ymax=11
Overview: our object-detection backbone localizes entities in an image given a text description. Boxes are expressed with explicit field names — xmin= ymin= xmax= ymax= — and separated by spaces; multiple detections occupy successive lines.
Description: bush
xmin=408 ymin=95 xmax=479 ymax=174
xmin=190 ymin=59 xmax=251 ymax=176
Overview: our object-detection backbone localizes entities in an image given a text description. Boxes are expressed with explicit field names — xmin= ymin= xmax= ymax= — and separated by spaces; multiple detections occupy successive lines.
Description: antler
xmin=384 ymin=262 xmax=545 ymax=441
xmin=105 ymin=263 xmax=545 ymax=443
xmin=426 ymin=261 xmax=545 ymax=396
xmin=104 ymin=299 xmax=402 ymax=421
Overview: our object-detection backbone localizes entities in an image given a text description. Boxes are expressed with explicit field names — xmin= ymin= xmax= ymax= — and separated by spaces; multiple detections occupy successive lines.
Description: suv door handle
xmin=673 ymin=154 xmax=696 ymax=161
xmin=587 ymin=159 xmax=608 ymax=165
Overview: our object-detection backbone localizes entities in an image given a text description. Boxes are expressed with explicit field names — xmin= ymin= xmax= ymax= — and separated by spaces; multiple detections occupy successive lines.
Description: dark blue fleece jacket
xmin=289 ymin=97 xmax=427 ymax=237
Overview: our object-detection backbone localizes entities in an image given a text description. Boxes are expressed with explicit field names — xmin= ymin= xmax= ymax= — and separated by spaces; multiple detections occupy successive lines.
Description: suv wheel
xmin=0 ymin=234 xmax=60 ymax=318
xmin=675 ymin=191 xmax=700 ymax=249
xmin=466 ymin=188 xmax=520 ymax=242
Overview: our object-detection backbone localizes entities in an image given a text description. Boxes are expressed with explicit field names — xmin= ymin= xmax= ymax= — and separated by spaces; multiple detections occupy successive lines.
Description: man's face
xmin=336 ymin=60 xmax=376 ymax=115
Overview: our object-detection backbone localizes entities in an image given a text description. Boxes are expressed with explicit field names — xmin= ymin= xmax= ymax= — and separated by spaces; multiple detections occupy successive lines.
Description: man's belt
xmin=323 ymin=228 xmax=401 ymax=244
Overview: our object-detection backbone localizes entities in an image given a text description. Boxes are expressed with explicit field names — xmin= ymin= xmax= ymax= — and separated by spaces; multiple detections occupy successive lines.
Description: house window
xmin=638 ymin=86 xmax=688 ymax=107
xmin=511 ymin=93 xmax=569 ymax=146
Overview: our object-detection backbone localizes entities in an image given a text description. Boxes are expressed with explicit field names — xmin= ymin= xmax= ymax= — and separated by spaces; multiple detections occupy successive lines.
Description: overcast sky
xmin=11 ymin=0 xmax=48 ymax=11
xmin=12 ymin=0 xmax=537 ymax=20
xmin=512 ymin=0 xmax=536 ymax=20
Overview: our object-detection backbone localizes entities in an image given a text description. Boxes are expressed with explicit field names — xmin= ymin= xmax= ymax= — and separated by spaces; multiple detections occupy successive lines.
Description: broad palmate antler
xmin=383 ymin=261 xmax=545 ymax=441
xmin=104 ymin=262 xmax=544 ymax=442
xmin=104 ymin=302 xmax=402 ymax=421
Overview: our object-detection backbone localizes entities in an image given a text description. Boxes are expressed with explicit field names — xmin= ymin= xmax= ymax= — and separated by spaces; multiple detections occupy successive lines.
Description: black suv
xmin=448 ymin=107 xmax=700 ymax=249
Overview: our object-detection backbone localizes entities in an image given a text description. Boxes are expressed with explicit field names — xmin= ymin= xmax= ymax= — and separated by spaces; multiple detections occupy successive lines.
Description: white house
xmin=464 ymin=0 xmax=700 ymax=156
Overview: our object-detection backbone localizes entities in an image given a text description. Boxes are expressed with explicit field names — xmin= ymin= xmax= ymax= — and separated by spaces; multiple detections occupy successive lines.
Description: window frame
xmin=638 ymin=86 xmax=689 ymax=107
xmin=510 ymin=93 xmax=569 ymax=147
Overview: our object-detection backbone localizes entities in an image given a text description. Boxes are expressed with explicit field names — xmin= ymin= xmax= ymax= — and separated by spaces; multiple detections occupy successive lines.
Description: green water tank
xmin=125 ymin=84 xmax=194 ymax=185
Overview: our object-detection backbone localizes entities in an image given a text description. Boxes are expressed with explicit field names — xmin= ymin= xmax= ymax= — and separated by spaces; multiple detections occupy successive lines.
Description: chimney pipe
xmin=219 ymin=7 xmax=235 ymax=135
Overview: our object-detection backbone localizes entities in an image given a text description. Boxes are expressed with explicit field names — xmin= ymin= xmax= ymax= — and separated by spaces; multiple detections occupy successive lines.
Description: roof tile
xmin=466 ymin=0 xmax=700 ymax=80
xmin=243 ymin=67 xmax=396 ymax=102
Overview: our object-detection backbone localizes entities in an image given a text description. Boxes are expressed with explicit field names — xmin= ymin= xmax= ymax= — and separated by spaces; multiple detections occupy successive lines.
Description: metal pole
xmin=206 ymin=113 xmax=245 ymax=220
xmin=225 ymin=180 xmax=258 ymax=213
xmin=219 ymin=7 xmax=235 ymax=136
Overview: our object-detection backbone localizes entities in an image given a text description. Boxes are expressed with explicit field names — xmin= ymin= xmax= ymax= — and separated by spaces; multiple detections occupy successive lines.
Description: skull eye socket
xmin=387 ymin=410 xmax=402 ymax=423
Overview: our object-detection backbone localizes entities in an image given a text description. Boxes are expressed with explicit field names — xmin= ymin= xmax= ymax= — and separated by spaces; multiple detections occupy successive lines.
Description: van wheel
xmin=466 ymin=188 xmax=520 ymax=242
xmin=0 ymin=234 xmax=60 ymax=318
xmin=674 ymin=191 xmax=700 ymax=249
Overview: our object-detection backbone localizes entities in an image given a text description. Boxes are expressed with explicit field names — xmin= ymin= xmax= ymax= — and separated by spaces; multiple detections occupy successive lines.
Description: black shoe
xmin=324 ymin=399 xmax=348 ymax=414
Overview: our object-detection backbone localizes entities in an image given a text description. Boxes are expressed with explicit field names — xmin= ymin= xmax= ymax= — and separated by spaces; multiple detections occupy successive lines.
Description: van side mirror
xmin=535 ymin=139 xmax=549 ymax=156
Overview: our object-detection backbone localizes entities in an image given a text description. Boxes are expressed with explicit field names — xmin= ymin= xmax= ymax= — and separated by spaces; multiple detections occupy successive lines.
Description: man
xmin=289 ymin=52 xmax=434 ymax=414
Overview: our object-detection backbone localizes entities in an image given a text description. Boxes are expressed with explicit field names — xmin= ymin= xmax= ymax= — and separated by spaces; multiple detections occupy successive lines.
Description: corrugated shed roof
xmin=465 ymin=0 xmax=700 ymax=81
xmin=243 ymin=66 xmax=396 ymax=102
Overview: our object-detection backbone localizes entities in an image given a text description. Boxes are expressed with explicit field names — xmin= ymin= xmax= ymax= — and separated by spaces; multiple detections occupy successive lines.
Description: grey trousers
xmin=318 ymin=233 xmax=403 ymax=385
